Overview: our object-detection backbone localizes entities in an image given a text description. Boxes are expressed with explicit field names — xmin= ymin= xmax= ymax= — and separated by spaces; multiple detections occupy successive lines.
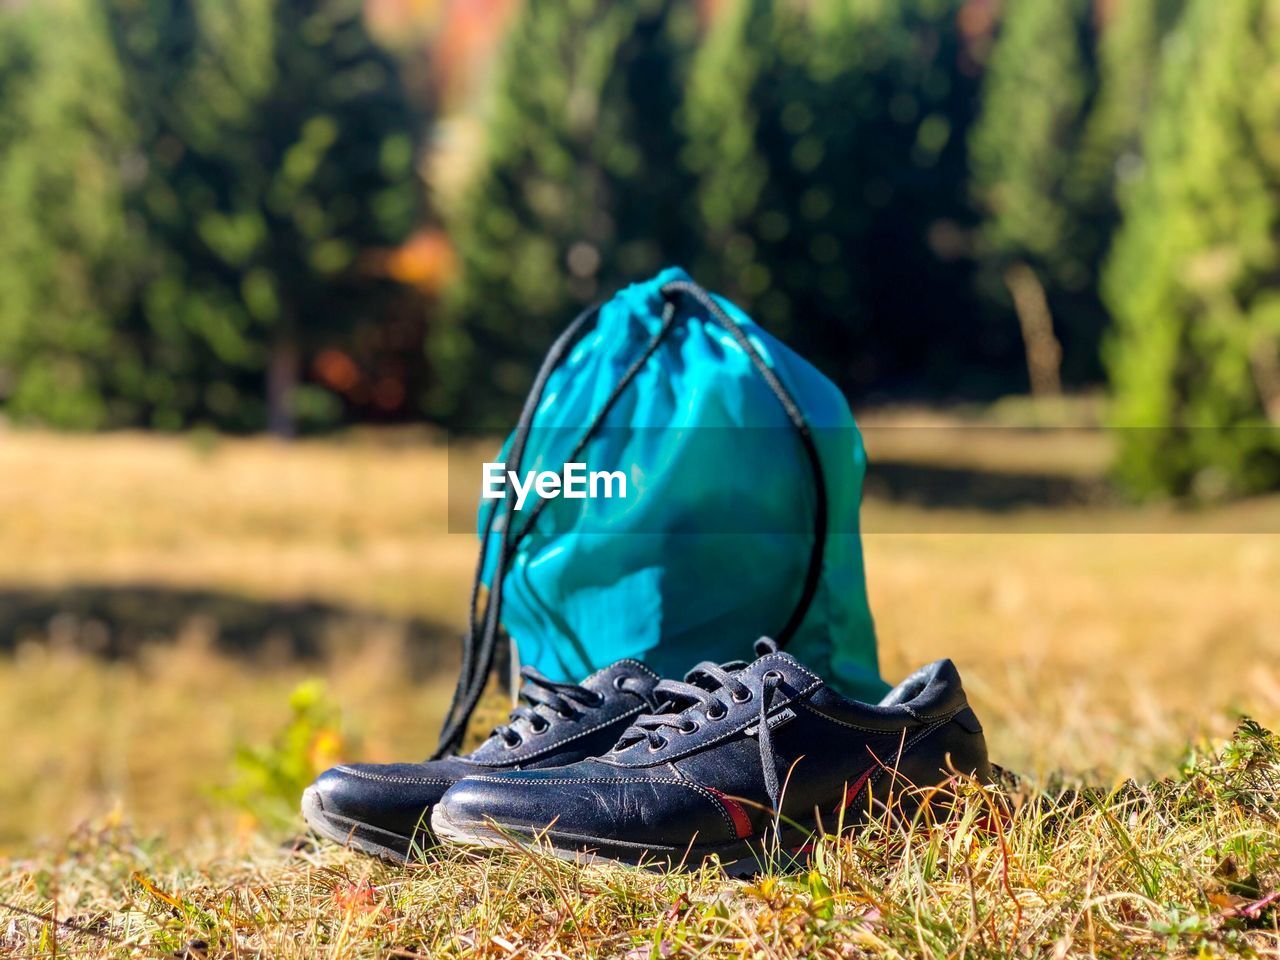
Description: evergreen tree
xmin=969 ymin=0 xmax=1102 ymax=390
xmin=1104 ymin=0 xmax=1280 ymax=498
xmin=0 ymin=0 xmax=423 ymax=433
xmin=0 ymin=0 xmax=141 ymax=428
xmin=685 ymin=0 xmax=835 ymax=348
xmin=103 ymin=0 xmax=423 ymax=433
xmin=685 ymin=0 xmax=997 ymax=400
xmin=1074 ymin=0 xmax=1185 ymax=216
xmin=437 ymin=0 xmax=700 ymax=427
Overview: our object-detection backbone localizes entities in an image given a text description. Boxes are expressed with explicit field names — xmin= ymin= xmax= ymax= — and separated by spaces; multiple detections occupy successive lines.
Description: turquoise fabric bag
xmin=434 ymin=268 xmax=884 ymax=755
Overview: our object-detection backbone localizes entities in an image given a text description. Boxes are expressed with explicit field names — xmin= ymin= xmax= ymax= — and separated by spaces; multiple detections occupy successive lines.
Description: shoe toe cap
xmin=305 ymin=764 xmax=366 ymax=817
xmin=434 ymin=766 xmax=738 ymax=849
xmin=304 ymin=762 xmax=460 ymax=838
xmin=434 ymin=771 xmax=558 ymax=838
xmin=433 ymin=775 xmax=505 ymax=826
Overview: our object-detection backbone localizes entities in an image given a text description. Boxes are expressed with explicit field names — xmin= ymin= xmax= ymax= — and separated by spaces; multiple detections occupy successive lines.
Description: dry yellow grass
xmin=0 ymin=426 xmax=1277 ymax=849
xmin=0 ymin=428 xmax=474 ymax=623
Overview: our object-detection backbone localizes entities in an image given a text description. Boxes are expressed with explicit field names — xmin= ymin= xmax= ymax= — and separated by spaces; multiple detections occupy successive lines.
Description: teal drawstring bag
xmin=434 ymin=268 xmax=884 ymax=755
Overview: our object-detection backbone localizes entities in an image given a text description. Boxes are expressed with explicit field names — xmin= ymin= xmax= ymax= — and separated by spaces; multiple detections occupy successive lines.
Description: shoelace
xmin=491 ymin=667 xmax=644 ymax=749
xmin=614 ymin=638 xmax=787 ymax=814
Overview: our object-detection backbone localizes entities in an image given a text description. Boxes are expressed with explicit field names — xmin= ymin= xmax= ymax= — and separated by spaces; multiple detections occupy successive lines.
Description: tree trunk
xmin=1004 ymin=262 xmax=1064 ymax=399
xmin=267 ymin=335 xmax=299 ymax=438
xmin=1249 ymin=338 xmax=1280 ymax=425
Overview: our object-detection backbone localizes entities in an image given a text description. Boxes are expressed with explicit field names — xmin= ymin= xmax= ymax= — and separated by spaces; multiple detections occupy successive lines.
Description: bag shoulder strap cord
xmin=432 ymin=302 xmax=604 ymax=757
xmin=510 ymin=299 xmax=679 ymax=546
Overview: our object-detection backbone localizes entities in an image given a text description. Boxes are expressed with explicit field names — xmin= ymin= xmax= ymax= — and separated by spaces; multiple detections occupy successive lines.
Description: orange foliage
xmin=362 ymin=228 xmax=456 ymax=293
xmin=433 ymin=0 xmax=520 ymax=105
xmin=314 ymin=349 xmax=362 ymax=393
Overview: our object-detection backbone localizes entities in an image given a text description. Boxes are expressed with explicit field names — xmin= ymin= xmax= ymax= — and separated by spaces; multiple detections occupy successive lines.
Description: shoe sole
xmin=300 ymin=786 xmax=427 ymax=863
xmin=430 ymin=804 xmax=813 ymax=878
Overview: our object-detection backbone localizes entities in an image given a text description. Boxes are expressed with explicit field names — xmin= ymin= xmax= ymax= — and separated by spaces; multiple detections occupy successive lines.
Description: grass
xmin=1 ymin=723 xmax=1277 ymax=957
xmin=0 ymin=421 xmax=1278 ymax=956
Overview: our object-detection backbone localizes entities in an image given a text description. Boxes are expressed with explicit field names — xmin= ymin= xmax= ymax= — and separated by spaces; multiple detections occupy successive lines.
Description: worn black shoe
xmin=301 ymin=659 xmax=661 ymax=861
xmin=431 ymin=639 xmax=991 ymax=873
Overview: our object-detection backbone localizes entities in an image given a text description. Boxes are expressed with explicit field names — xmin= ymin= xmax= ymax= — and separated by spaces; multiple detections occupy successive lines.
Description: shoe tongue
xmin=754 ymin=636 xmax=780 ymax=657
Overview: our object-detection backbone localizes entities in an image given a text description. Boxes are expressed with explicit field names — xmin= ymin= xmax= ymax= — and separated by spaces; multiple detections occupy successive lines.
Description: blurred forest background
xmin=1 ymin=0 xmax=1278 ymax=499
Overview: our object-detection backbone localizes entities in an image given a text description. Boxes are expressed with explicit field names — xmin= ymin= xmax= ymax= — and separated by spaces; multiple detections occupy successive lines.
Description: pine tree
xmin=437 ymin=0 xmax=700 ymax=428
xmin=0 ymin=0 xmax=141 ymax=428
xmin=685 ymin=0 xmax=831 ymax=342
xmin=1104 ymin=0 xmax=1280 ymax=498
xmin=685 ymin=0 xmax=995 ymax=400
xmin=969 ymin=0 xmax=1101 ymax=391
xmin=102 ymin=0 xmax=423 ymax=433
xmin=1074 ymin=0 xmax=1185 ymax=215
xmin=0 ymin=0 xmax=424 ymax=433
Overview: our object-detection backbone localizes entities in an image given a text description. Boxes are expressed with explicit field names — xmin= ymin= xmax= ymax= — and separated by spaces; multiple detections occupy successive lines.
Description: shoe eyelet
xmin=732 ymin=689 xmax=753 ymax=703
xmin=613 ymin=675 xmax=629 ymax=691
xmin=558 ymin=709 xmax=575 ymax=720
xmin=502 ymin=736 xmax=523 ymax=750
xmin=680 ymin=719 xmax=700 ymax=735
xmin=763 ymin=670 xmax=783 ymax=682
xmin=531 ymin=720 xmax=549 ymax=735
xmin=647 ymin=737 xmax=667 ymax=753
xmin=706 ymin=706 xmax=727 ymax=721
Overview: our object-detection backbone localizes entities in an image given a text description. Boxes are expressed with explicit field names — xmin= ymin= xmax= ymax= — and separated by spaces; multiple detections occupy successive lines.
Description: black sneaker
xmin=301 ymin=659 xmax=662 ymax=861
xmin=431 ymin=639 xmax=992 ymax=873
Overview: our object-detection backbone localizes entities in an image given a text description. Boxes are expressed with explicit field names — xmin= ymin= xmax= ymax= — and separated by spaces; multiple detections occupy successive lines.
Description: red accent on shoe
xmin=838 ymin=766 xmax=875 ymax=815
xmin=708 ymin=788 xmax=753 ymax=839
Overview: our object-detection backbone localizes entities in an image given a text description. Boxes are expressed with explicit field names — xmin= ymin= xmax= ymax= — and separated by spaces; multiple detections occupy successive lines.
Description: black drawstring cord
xmin=510 ymin=299 xmax=679 ymax=546
xmin=434 ymin=300 xmax=678 ymax=758
xmin=431 ymin=301 xmax=604 ymax=758
xmin=433 ymin=277 xmax=830 ymax=757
